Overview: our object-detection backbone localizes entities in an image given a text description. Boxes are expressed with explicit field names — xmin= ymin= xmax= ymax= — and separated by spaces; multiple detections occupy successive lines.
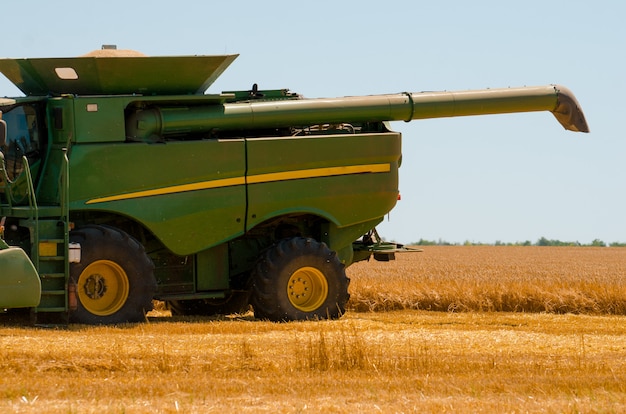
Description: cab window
xmin=0 ymin=104 xmax=42 ymax=181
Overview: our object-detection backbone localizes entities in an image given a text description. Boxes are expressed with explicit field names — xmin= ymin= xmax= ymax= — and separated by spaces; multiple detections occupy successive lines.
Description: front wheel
xmin=251 ymin=237 xmax=349 ymax=321
xmin=69 ymin=225 xmax=156 ymax=324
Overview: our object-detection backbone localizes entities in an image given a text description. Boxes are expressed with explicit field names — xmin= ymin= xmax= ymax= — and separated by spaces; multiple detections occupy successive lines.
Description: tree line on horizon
xmin=411 ymin=237 xmax=626 ymax=247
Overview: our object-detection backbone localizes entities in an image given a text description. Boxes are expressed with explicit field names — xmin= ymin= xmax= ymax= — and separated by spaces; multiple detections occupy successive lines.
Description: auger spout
xmin=551 ymin=85 xmax=589 ymax=132
xmin=403 ymin=84 xmax=588 ymax=132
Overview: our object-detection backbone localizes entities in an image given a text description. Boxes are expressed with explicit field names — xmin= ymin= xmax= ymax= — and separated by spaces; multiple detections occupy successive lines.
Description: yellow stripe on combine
xmin=86 ymin=176 xmax=247 ymax=204
xmin=246 ymin=163 xmax=390 ymax=184
xmin=86 ymin=163 xmax=390 ymax=204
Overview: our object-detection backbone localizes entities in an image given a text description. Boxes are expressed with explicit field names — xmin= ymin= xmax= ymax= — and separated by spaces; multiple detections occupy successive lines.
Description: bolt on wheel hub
xmin=83 ymin=273 xmax=107 ymax=300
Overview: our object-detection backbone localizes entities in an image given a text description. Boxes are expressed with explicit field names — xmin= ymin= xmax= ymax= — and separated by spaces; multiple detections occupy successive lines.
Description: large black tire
xmin=69 ymin=225 xmax=156 ymax=324
xmin=251 ymin=237 xmax=349 ymax=322
xmin=167 ymin=292 xmax=251 ymax=316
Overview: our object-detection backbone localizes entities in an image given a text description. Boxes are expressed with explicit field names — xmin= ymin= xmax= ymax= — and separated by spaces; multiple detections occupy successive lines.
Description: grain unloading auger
xmin=0 ymin=49 xmax=588 ymax=324
xmin=125 ymin=84 xmax=588 ymax=140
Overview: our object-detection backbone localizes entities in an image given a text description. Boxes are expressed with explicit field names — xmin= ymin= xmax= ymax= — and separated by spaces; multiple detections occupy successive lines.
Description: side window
xmin=0 ymin=105 xmax=41 ymax=180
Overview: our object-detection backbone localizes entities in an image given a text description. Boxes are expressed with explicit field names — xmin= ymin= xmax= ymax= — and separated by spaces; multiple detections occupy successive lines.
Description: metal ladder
xmin=31 ymin=218 xmax=69 ymax=324
xmin=19 ymin=150 xmax=71 ymax=325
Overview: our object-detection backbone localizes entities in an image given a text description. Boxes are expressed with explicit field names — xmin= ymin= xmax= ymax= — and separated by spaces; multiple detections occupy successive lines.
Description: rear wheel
xmin=69 ymin=225 xmax=156 ymax=324
xmin=251 ymin=237 xmax=349 ymax=321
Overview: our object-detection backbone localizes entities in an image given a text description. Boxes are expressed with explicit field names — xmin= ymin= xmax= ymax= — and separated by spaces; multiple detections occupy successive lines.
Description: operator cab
xmin=0 ymin=102 xmax=44 ymax=181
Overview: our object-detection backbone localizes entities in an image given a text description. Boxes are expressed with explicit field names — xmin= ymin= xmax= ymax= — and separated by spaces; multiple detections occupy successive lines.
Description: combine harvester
xmin=0 ymin=46 xmax=588 ymax=325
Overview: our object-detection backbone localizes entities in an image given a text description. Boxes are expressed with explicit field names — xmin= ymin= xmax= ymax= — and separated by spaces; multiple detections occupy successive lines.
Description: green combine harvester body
xmin=0 ymin=47 xmax=588 ymax=324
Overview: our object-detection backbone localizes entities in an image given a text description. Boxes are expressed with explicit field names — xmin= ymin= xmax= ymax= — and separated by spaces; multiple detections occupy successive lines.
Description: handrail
xmin=0 ymin=154 xmax=33 ymax=208
xmin=22 ymin=155 xmax=40 ymax=270
xmin=61 ymin=148 xmax=70 ymax=297
xmin=23 ymin=156 xmax=37 ymax=214
xmin=60 ymin=136 xmax=72 ymax=223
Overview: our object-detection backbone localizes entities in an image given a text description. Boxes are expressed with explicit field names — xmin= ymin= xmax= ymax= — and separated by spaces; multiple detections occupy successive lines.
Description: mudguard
xmin=0 ymin=247 xmax=41 ymax=308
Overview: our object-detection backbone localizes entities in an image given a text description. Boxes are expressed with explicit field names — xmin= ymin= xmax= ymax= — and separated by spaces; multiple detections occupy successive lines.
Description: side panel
xmin=73 ymin=98 xmax=127 ymax=143
xmin=154 ymin=243 xmax=229 ymax=296
xmin=245 ymin=132 xmax=401 ymax=244
xmin=196 ymin=243 xmax=229 ymax=291
xmin=68 ymin=139 xmax=246 ymax=255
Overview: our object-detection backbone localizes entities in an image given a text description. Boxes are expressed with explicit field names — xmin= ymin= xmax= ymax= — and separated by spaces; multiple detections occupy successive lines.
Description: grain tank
xmin=0 ymin=48 xmax=588 ymax=324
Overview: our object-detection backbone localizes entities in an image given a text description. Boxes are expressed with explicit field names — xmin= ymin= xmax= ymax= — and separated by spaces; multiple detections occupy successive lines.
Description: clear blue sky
xmin=2 ymin=1 xmax=621 ymax=244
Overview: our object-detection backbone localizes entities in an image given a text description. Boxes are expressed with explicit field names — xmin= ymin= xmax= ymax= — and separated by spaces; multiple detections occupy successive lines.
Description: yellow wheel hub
xmin=287 ymin=266 xmax=328 ymax=312
xmin=77 ymin=260 xmax=130 ymax=316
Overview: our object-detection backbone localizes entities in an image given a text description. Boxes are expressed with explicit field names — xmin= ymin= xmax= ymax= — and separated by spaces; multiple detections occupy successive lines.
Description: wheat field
xmin=348 ymin=246 xmax=626 ymax=314
xmin=0 ymin=246 xmax=624 ymax=413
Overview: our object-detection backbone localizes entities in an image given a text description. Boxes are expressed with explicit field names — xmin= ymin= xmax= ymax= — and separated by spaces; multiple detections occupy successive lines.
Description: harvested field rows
xmin=0 ymin=246 xmax=624 ymax=413
xmin=1 ymin=312 xmax=625 ymax=413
